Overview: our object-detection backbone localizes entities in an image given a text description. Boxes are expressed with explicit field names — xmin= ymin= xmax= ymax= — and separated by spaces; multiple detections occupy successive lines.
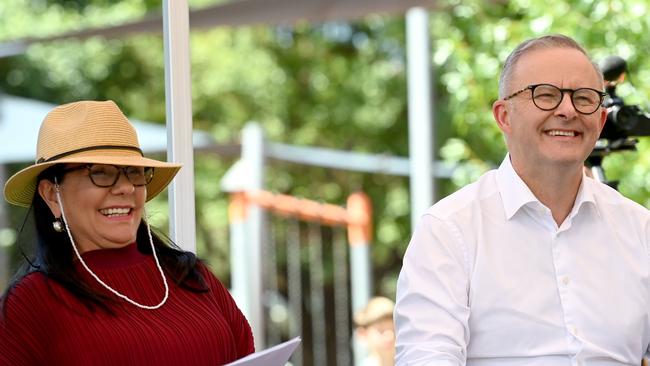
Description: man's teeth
xmin=547 ymin=130 xmax=575 ymax=137
xmin=100 ymin=208 xmax=131 ymax=217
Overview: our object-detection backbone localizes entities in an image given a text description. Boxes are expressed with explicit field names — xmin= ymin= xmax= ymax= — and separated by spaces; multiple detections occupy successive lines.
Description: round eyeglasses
xmin=503 ymin=83 xmax=606 ymax=115
xmin=62 ymin=164 xmax=154 ymax=188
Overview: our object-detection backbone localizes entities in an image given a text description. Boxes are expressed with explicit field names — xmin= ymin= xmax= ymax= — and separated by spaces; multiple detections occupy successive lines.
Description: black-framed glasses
xmin=503 ymin=83 xmax=606 ymax=115
xmin=62 ymin=164 xmax=154 ymax=188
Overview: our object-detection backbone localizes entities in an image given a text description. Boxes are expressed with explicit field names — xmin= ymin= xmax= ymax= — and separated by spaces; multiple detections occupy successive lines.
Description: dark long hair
xmin=2 ymin=165 xmax=208 ymax=314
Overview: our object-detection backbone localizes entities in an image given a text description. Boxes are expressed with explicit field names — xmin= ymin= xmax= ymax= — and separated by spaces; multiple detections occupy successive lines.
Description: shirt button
xmin=569 ymin=326 xmax=579 ymax=336
xmin=561 ymin=277 xmax=570 ymax=286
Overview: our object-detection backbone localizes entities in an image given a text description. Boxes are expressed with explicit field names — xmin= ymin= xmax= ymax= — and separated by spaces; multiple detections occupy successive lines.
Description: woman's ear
xmin=38 ymin=179 xmax=62 ymax=218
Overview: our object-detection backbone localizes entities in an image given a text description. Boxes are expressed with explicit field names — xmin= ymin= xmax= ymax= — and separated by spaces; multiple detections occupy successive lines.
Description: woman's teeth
xmin=100 ymin=208 xmax=131 ymax=217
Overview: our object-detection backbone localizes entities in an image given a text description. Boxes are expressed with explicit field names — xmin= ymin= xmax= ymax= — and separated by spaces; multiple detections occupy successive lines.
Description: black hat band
xmin=37 ymin=145 xmax=143 ymax=164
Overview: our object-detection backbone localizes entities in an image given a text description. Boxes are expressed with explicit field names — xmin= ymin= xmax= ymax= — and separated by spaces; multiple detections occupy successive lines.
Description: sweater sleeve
xmin=201 ymin=265 xmax=255 ymax=358
xmin=0 ymin=275 xmax=49 ymax=366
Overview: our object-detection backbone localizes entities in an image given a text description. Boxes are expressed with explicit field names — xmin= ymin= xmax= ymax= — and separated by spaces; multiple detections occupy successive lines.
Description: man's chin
xmin=546 ymin=157 xmax=587 ymax=171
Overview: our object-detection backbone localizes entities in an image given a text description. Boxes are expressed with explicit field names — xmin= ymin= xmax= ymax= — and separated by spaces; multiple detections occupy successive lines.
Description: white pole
xmin=351 ymin=243 xmax=372 ymax=366
xmin=228 ymin=193 xmax=248 ymax=317
xmin=241 ymin=123 xmax=266 ymax=350
xmin=162 ymin=0 xmax=197 ymax=252
xmin=0 ymin=165 xmax=9 ymax=290
xmin=406 ymin=8 xmax=434 ymax=229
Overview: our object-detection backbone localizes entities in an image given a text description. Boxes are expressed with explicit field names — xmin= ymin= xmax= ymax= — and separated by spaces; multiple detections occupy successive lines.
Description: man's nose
xmin=554 ymin=92 xmax=578 ymax=119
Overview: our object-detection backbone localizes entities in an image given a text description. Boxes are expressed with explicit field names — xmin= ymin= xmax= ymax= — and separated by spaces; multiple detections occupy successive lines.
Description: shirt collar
xmin=496 ymin=154 xmax=599 ymax=220
xmin=496 ymin=154 xmax=538 ymax=220
xmin=570 ymin=172 xmax=600 ymax=219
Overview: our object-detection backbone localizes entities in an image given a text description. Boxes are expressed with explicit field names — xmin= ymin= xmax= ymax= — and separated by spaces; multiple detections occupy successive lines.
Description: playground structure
xmin=219 ymin=122 xmax=456 ymax=364
xmin=229 ymin=189 xmax=372 ymax=365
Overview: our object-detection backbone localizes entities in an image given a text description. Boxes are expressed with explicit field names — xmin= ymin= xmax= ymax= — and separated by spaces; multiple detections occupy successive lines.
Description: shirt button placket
xmin=552 ymin=231 xmax=581 ymax=354
xmin=561 ymin=276 xmax=569 ymax=286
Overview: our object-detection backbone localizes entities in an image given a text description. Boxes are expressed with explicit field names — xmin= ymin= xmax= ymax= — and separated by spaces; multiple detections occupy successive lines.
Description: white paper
xmin=224 ymin=336 xmax=302 ymax=366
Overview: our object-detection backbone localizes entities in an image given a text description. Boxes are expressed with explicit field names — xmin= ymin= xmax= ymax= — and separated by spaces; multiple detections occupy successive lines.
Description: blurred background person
xmin=354 ymin=296 xmax=396 ymax=366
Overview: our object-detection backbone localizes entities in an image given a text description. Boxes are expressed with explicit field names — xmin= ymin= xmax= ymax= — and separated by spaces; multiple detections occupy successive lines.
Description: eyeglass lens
xmin=532 ymin=84 xmax=602 ymax=114
xmin=87 ymin=164 xmax=154 ymax=187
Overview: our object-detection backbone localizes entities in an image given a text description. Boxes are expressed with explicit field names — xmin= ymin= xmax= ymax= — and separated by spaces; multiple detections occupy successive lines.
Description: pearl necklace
xmin=55 ymin=182 xmax=169 ymax=310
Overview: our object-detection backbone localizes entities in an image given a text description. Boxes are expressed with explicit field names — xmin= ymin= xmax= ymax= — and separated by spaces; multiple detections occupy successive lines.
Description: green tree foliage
xmin=1 ymin=0 xmax=650 ymax=295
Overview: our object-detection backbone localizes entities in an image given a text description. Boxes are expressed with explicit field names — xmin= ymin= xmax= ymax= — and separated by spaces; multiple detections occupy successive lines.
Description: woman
xmin=0 ymin=100 xmax=254 ymax=365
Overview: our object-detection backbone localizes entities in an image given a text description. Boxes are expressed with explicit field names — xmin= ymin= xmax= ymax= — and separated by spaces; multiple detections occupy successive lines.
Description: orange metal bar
xmin=244 ymin=190 xmax=349 ymax=226
xmin=346 ymin=192 xmax=372 ymax=245
xmin=228 ymin=192 xmax=248 ymax=224
xmin=232 ymin=189 xmax=373 ymax=246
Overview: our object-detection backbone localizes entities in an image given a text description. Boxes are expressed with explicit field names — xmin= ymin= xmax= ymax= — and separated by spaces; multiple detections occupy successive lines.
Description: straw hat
xmin=4 ymin=100 xmax=182 ymax=207
xmin=354 ymin=296 xmax=395 ymax=328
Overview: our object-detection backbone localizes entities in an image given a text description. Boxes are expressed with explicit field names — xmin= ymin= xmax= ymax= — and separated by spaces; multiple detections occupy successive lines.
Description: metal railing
xmin=228 ymin=190 xmax=373 ymax=365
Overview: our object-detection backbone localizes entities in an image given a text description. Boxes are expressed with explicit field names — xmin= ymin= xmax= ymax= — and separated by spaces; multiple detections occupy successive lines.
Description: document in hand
xmin=224 ymin=336 xmax=302 ymax=366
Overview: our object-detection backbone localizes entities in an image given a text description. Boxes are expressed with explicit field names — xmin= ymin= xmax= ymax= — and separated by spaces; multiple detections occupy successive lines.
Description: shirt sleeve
xmin=201 ymin=266 xmax=255 ymax=358
xmin=394 ymin=213 xmax=471 ymax=366
xmin=641 ymin=220 xmax=650 ymax=366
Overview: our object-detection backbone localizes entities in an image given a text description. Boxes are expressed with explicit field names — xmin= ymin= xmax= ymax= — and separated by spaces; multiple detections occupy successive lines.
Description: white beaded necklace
xmin=55 ymin=182 xmax=169 ymax=310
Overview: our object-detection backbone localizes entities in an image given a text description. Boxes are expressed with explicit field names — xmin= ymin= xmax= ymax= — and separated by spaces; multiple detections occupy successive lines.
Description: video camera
xmin=588 ymin=56 xmax=650 ymax=186
xmin=595 ymin=55 xmax=650 ymax=151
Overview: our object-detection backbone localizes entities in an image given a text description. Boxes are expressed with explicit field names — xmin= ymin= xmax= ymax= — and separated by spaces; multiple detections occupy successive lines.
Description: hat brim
xmin=4 ymin=152 xmax=182 ymax=207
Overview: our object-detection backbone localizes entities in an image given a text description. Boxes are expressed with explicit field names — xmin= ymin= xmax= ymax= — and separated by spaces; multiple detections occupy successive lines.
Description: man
xmin=394 ymin=34 xmax=650 ymax=365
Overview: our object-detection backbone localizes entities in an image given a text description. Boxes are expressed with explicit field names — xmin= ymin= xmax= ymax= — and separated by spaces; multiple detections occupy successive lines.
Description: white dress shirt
xmin=395 ymin=155 xmax=650 ymax=366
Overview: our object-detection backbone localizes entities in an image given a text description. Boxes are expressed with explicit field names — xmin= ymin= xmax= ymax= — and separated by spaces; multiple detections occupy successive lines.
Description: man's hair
xmin=498 ymin=34 xmax=603 ymax=99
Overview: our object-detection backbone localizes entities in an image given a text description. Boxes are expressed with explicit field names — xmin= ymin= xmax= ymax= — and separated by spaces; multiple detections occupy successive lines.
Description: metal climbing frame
xmin=228 ymin=190 xmax=373 ymax=365
xmin=221 ymin=121 xmax=454 ymax=362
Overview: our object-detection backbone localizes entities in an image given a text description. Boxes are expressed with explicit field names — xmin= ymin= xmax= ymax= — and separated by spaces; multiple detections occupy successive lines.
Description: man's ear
xmin=493 ymin=99 xmax=511 ymax=134
xmin=598 ymin=106 xmax=608 ymax=132
xmin=37 ymin=179 xmax=62 ymax=218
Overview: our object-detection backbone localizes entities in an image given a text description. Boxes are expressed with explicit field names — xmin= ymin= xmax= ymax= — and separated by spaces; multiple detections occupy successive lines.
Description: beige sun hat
xmin=4 ymin=100 xmax=182 ymax=207
xmin=353 ymin=296 xmax=395 ymax=328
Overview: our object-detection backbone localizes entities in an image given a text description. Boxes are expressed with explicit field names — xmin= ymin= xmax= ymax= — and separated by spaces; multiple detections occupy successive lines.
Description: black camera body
xmin=599 ymin=86 xmax=650 ymax=143
xmin=596 ymin=56 xmax=650 ymax=148
xmin=587 ymin=56 xmax=650 ymax=187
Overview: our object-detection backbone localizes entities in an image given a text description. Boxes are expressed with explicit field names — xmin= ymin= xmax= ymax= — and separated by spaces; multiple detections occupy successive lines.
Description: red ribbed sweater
xmin=0 ymin=244 xmax=254 ymax=366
